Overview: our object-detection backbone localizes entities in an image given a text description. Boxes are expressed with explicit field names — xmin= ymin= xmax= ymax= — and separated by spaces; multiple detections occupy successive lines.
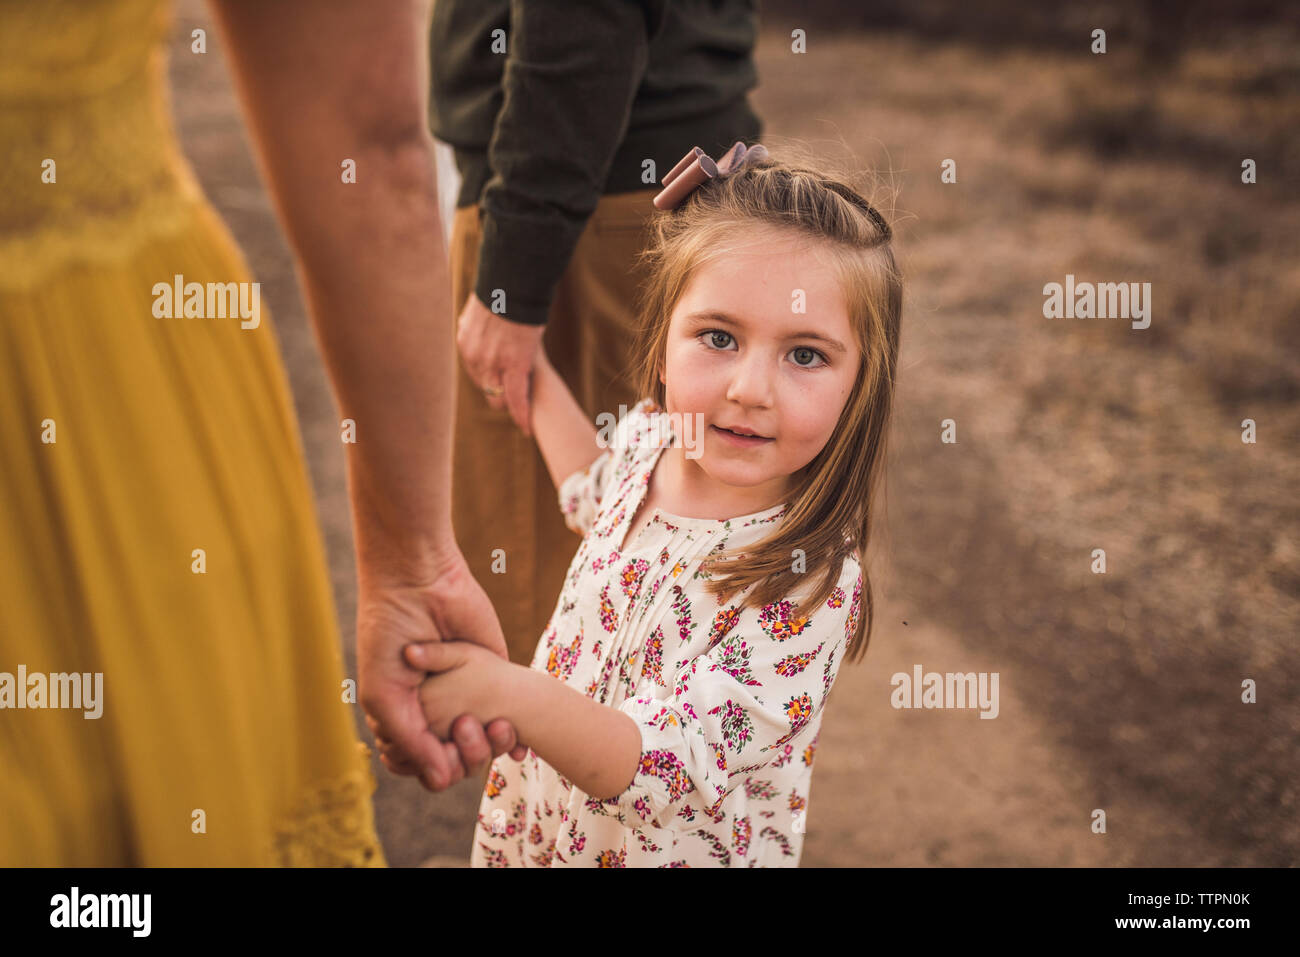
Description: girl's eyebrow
xmin=684 ymin=310 xmax=848 ymax=354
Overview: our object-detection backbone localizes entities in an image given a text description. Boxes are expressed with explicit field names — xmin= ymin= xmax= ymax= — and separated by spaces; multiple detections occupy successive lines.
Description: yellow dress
xmin=0 ymin=0 xmax=385 ymax=865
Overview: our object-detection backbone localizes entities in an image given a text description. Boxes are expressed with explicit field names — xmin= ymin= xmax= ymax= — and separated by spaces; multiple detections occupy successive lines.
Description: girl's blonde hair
xmin=630 ymin=144 xmax=902 ymax=665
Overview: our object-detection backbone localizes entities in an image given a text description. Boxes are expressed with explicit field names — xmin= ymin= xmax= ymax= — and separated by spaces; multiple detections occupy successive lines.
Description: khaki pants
xmin=448 ymin=189 xmax=659 ymax=665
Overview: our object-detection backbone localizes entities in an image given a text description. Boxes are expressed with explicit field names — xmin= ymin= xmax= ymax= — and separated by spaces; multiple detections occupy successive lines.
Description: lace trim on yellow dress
xmin=0 ymin=5 xmax=206 ymax=290
xmin=270 ymin=742 xmax=387 ymax=868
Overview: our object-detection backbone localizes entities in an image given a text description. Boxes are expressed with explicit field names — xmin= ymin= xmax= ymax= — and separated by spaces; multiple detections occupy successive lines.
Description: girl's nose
xmin=725 ymin=353 xmax=775 ymax=408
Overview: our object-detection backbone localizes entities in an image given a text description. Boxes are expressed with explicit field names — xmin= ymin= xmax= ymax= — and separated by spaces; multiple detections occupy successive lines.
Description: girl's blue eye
xmin=699 ymin=330 xmax=827 ymax=368
xmin=791 ymin=346 xmax=827 ymax=368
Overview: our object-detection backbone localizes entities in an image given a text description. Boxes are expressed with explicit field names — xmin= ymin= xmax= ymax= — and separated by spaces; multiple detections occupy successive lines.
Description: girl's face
xmin=659 ymin=227 xmax=861 ymax=505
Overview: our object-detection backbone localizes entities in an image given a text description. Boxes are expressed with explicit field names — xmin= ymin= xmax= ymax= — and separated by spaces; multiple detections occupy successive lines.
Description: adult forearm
xmin=503 ymin=664 xmax=642 ymax=801
xmin=292 ymin=139 xmax=457 ymax=580
xmin=206 ymin=0 xmax=458 ymax=583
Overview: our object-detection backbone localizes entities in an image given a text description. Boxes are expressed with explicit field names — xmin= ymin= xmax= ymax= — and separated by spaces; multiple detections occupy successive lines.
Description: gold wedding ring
xmin=483 ymin=384 xmax=504 ymax=398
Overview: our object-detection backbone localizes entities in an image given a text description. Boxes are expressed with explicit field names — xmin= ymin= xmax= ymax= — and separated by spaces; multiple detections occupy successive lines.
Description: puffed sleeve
xmin=599 ymin=557 xmax=865 ymax=831
xmin=555 ymin=397 xmax=659 ymax=536
xmin=557 ymin=450 xmax=614 ymax=536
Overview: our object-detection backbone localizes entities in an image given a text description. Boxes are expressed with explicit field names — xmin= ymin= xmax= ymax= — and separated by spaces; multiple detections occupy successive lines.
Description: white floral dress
xmin=469 ymin=398 xmax=863 ymax=867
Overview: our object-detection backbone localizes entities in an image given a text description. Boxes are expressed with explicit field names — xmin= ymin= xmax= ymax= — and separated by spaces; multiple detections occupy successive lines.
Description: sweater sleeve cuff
xmin=472 ymin=206 xmax=584 ymax=327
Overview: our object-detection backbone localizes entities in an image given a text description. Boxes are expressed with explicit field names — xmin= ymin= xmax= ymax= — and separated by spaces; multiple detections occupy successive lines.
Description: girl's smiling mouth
xmin=711 ymin=424 xmax=774 ymax=447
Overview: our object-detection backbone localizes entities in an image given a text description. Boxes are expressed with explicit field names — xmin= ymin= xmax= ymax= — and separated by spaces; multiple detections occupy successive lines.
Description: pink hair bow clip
xmin=652 ymin=140 xmax=770 ymax=211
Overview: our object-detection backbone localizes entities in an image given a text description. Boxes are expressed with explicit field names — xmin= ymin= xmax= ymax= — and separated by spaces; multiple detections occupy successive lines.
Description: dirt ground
xmin=168 ymin=2 xmax=1298 ymax=866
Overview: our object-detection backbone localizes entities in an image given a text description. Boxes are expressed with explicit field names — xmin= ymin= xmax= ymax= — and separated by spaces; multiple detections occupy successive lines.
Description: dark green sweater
xmin=429 ymin=0 xmax=762 ymax=327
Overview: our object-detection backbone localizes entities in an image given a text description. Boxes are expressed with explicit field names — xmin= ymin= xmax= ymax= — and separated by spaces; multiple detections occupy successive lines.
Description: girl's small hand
xmin=404 ymin=640 xmax=514 ymax=744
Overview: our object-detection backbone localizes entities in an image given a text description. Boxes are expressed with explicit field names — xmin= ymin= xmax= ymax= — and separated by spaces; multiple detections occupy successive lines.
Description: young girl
xmin=403 ymin=144 xmax=902 ymax=867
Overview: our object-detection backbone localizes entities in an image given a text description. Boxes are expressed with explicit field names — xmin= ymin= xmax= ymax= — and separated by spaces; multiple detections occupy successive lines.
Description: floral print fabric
xmin=469 ymin=398 xmax=862 ymax=867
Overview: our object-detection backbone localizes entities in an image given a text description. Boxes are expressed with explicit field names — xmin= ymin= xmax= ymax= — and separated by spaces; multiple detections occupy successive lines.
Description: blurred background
xmin=169 ymin=0 xmax=1298 ymax=865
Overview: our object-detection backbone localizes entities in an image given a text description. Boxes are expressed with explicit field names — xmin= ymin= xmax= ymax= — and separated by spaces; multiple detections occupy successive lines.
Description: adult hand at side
xmin=455 ymin=293 xmax=546 ymax=436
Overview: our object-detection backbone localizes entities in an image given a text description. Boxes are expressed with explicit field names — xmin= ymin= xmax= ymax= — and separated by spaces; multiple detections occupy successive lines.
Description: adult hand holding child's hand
xmin=402 ymin=640 xmax=521 ymax=750
xmin=358 ymin=550 xmax=526 ymax=793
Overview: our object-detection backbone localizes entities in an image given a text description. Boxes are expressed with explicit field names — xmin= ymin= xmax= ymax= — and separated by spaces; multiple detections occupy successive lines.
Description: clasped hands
xmin=371 ymin=637 xmax=521 ymax=789
xmin=358 ymin=556 xmax=527 ymax=793
xmin=408 ymin=639 xmax=517 ymax=751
